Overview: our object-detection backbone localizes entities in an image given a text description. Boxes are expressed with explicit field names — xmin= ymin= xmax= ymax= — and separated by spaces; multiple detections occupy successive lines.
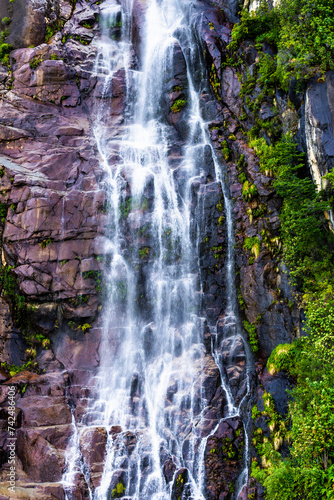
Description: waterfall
xmin=62 ymin=0 xmax=252 ymax=498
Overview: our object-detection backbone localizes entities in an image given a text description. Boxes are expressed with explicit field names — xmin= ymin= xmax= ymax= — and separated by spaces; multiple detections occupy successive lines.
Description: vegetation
xmin=243 ymin=236 xmax=261 ymax=259
xmin=232 ymin=2 xmax=334 ymax=497
xmin=171 ymin=99 xmax=186 ymax=113
xmin=111 ymin=482 xmax=125 ymax=498
xmin=252 ymin=298 xmax=334 ymax=499
xmin=228 ymin=0 xmax=334 ymax=89
xmin=0 ymin=42 xmax=12 ymax=66
xmin=30 ymin=55 xmax=43 ymax=70
xmin=243 ymin=319 xmax=259 ymax=353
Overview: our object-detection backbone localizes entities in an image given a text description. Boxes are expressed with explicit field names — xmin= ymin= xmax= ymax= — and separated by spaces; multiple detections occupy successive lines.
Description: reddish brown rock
xmin=17 ymin=429 xmax=65 ymax=482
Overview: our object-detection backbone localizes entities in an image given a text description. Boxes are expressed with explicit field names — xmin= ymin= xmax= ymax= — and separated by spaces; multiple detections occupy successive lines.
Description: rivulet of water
xmin=62 ymin=0 xmax=252 ymax=498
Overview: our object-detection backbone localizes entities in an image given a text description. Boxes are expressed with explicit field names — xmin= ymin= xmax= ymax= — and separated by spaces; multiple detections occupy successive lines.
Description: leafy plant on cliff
xmin=171 ymin=99 xmax=186 ymax=113
xmin=29 ymin=55 xmax=43 ymax=70
xmin=243 ymin=236 xmax=261 ymax=259
xmin=0 ymin=42 xmax=12 ymax=66
xmin=229 ymin=0 xmax=334 ymax=89
xmin=242 ymin=180 xmax=258 ymax=201
xmin=243 ymin=319 xmax=259 ymax=353
xmin=262 ymin=299 xmax=334 ymax=499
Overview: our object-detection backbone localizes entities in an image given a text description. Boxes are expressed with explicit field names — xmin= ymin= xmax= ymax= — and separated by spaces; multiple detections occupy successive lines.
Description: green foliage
xmin=243 ymin=319 xmax=259 ymax=352
xmin=29 ymin=55 xmax=43 ymax=70
xmin=40 ymin=238 xmax=52 ymax=248
xmin=76 ymin=323 xmax=91 ymax=333
xmin=278 ymin=0 xmax=334 ymax=83
xmin=0 ymin=202 xmax=7 ymax=220
xmin=0 ymin=266 xmax=26 ymax=325
xmin=229 ymin=0 xmax=334 ymax=89
xmin=209 ymin=63 xmax=220 ymax=100
xmin=1 ymin=17 xmax=11 ymax=26
xmin=221 ymin=140 xmax=230 ymax=161
xmin=75 ymin=35 xmax=90 ymax=45
xmin=139 ymin=246 xmax=150 ymax=259
xmin=228 ymin=4 xmax=280 ymax=52
xmin=1 ymin=361 xmax=38 ymax=378
xmin=244 ymin=236 xmax=261 ymax=259
xmin=304 ymin=297 xmax=334 ymax=362
xmin=119 ymin=198 xmax=131 ymax=219
xmin=171 ymin=99 xmax=186 ymax=113
xmin=252 ymin=133 xmax=334 ymax=290
xmin=261 ymin=296 xmax=334 ymax=497
xmin=45 ymin=26 xmax=55 ymax=42
xmin=0 ymin=42 xmax=12 ymax=65
xmin=82 ymin=270 xmax=104 ymax=294
xmin=242 ymin=180 xmax=258 ymax=201
xmin=50 ymin=54 xmax=59 ymax=60
xmin=111 ymin=482 xmax=125 ymax=498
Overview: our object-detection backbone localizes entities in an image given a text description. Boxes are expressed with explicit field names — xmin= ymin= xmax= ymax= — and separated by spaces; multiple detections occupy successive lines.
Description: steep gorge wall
xmin=0 ymin=0 xmax=332 ymax=499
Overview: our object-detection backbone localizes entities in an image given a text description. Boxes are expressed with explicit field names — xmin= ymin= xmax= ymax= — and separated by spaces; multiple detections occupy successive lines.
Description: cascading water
xmin=63 ymin=0 xmax=252 ymax=498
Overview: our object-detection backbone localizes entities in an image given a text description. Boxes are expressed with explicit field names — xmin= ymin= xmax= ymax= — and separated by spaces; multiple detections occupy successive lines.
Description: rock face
xmin=299 ymin=72 xmax=334 ymax=229
xmin=0 ymin=0 xmax=326 ymax=498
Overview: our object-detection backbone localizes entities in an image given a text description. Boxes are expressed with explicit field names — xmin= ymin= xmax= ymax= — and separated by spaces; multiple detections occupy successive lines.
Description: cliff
xmin=0 ymin=0 xmax=332 ymax=499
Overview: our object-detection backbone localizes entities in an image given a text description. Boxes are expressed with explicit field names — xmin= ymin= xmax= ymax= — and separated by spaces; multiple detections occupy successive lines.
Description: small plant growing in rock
xmin=25 ymin=348 xmax=37 ymax=360
xmin=119 ymin=197 xmax=131 ymax=219
xmin=40 ymin=238 xmax=52 ymax=248
xmin=238 ymin=172 xmax=246 ymax=183
xmin=242 ymin=180 xmax=258 ymax=201
xmin=42 ymin=338 xmax=50 ymax=349
xmin=0 ymin=43 xmax=12 ymax=66
xmin=111 ymin=482 xmax=125 ymax=498
xmin=243 ymin=236 xmax=261 ymax=259
xmin=243 ymin=320 xmax=259 ymax=353
xmin=171 ymin=99 xmax=186 ymax=113
xmin=76 ymin=323 xmax=91 ymax=333
xmin=139 ymin=247 xmax=150 ymax=259
xmin=1 ymin=17 xmax=11 ymax=26
xmin=30 ymin=55 xmax=43 ymax=70
xmin=221 ymin=140 xmax=230 ymax=161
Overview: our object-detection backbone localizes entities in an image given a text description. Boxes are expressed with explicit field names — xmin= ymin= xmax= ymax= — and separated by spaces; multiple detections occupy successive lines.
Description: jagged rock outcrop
xmin=298 ymin=72 xmax=334 ymax=229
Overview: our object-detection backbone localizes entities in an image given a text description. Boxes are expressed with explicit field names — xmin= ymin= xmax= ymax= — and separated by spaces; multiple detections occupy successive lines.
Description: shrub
xmin=244 ymin=236 xmax=261 ymax=259
xmin=242 ymin=180 xmax=258 ymax=201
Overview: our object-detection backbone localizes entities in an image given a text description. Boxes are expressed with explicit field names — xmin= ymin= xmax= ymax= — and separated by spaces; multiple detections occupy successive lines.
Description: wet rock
xmin=171 ymin=468 xmax=189 ymax=500
xmin=204 ymin=417 xmax=244 ymax=500
xmin=79 ymin=426 xmax=107 ymax=488
xmin=163 ymin=457 xmax=176 ymax=483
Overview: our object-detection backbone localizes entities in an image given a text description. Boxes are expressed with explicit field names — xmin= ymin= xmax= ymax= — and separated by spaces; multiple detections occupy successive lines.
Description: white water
xmin=62 ymin=0 xmax=252 ymax=498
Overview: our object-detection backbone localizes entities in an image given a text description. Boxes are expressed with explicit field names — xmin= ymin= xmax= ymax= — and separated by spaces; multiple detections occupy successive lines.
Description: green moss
xmin=111 ymin=482 xmax=125 ymax=498
xmin=221 ymin=140 xmax=230 ymax=161
xmin=171 ymin=99 xmax=186 ymax=113
xmin=209 ymin=63 xmax=220 ymax=100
